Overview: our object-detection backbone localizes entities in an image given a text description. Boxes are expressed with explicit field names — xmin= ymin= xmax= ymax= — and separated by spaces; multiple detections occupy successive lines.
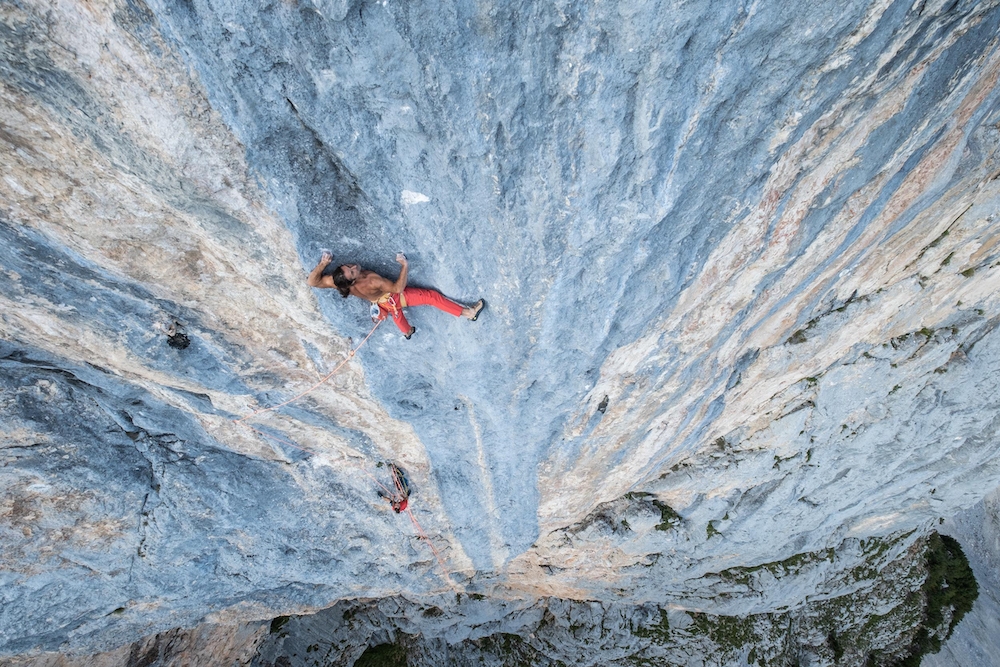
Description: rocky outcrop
xmin=2 ymin=0 xmax=1000 ymax=661
xmin=925 ymin=486 xmax=1000 ymax=667
xmin=250 ymin=531 xmax=974 ymax=667
xmin=0 ymin=623 xmax=267 ymax=667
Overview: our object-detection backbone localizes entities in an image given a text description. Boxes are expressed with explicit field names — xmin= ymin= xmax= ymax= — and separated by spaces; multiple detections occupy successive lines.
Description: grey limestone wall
xmin=3 ymin=0 xmax=1000 ymax=660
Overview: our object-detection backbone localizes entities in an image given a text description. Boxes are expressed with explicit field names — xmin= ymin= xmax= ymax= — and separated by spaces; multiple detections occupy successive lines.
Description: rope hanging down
xmin=228 ymin=318 xmax=460 ymax=590
xmin=241 ymin=423 xmax=458 ymax=591
xmin=234 ymin=318 xmax=382 ymax=424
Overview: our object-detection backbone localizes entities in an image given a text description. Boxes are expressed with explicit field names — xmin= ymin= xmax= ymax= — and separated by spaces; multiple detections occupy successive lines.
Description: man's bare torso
xmin=349 ymin=270 xmax=395 ymax=302
xmin=307 ymin=253 xmax=408 ymax=302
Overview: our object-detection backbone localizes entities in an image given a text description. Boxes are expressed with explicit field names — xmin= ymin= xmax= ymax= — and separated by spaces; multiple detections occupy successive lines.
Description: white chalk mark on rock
xmin=401 ymin=190 xmax=430 ymax=206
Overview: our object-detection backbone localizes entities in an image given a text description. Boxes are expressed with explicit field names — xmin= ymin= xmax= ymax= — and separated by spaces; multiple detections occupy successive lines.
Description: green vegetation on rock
xmin=717 ymin=547 xmax=836 ymax=587
xmin=887 ymin=533 xmax=978 ymax=666
xmin=652 ymin=499 xmax=682 ymax=531
xmin=269 ymin=615 xmax=290 ymax=636
xmin=688 ymin=612 xmax=757 ymax=652
xmin=633 ymin=609 xmax=670 ymax=643
xmin=355 ymin=641 xmax=408 ymax=667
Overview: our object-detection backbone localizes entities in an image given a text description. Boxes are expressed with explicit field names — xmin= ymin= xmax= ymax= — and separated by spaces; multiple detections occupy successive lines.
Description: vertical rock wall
xmin=2 ymin=0 xmax=1000 ymax=658
xmin=1 ymin=0 xmax=447 ymax=655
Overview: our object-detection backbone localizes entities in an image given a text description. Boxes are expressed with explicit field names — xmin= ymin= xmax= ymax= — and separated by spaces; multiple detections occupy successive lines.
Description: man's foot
xmin=404 ymin=326 xmax=416 ymax=339
xmin=464 ymin=299 xmax=485 ymax=321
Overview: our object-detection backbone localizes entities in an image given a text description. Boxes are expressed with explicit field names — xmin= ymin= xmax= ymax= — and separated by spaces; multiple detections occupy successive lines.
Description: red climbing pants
xmin=378 ymin=287 xmax=464 ymax=334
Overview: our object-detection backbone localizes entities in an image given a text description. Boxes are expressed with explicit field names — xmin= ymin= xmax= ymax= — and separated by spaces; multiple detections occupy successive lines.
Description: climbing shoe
xmin=469 ymin=299 xmax=485 ymax=321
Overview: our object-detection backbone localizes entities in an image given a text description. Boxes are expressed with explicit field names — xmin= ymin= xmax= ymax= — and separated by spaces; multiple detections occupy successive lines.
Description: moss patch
xmin=688 ymin=613 xmax=757 ymax=652
xmin=355 ymin=642 xmax=408 ymax=667
xmin=622 ymin=492 xmax=681 ymax=531
xmin=633 ymin=609 xmax=670 ymax=643
xmin=652 ymin=499 xmax=681 ymax=531
xmin=787 ymin=329 xmax=808 ymax=344
xmin=717 ymin=547 xmax=835 ymax=586
xmin=269 ymin=615 xmax=290 ymax=635
xmin=475 ymin=632 xmax=548 ymax=666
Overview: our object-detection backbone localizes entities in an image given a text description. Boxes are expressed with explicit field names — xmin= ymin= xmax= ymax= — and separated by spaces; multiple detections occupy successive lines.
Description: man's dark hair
xmin=332 ymin=266 xmax=353 ymax=298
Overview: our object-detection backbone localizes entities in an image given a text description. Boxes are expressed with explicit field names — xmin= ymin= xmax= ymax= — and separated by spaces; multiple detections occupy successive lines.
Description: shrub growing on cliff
xmin=889 ymin=533 xmax=978 ymax=666
xmin=354 ymin=641 xmax=408 ymax=667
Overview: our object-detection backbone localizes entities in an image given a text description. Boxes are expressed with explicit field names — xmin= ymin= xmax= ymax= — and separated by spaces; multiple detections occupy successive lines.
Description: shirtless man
xmin=307 ymin=251 xmax=484 ymax=339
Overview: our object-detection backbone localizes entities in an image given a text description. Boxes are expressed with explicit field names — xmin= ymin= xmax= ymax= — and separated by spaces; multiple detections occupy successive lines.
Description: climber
xmin=306 ymin=251 xmax=484 ymax=339
xmin=378 ymin=463 xmax=411 ymax=513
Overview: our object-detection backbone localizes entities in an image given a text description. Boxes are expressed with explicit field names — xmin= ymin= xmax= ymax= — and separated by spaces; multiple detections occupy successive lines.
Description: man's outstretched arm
xmin=307 ymin=251 xmax=333 ymax=287
xmin=387 ymin=253 xmax=408 ymax=293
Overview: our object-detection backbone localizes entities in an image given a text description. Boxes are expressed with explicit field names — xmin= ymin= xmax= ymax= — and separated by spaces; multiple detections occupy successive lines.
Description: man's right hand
xmin=396 ymin=252 xmax=407 ymax=265
xmin=307 ymin=251 xmax=334 ymax=287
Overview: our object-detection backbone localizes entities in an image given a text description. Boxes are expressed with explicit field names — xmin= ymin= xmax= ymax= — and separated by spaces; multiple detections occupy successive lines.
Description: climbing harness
xmin=372 ymin=293 xmax=406 ymax=323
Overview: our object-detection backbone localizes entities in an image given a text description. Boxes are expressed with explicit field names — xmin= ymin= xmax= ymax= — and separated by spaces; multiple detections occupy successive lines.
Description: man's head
xmin=331 ymin=264 xmax=359 ymax=298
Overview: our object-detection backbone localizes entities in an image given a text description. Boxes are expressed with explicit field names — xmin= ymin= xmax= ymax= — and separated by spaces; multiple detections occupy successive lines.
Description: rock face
xmin=925 ymin=486 xmax=1000 ymax=667
xmin=249 ymin=532 xmax=973 ymax=667
xmin=2 ymin=0 xmax=1000 ymax=661
xmin=0 ymin=623 xmax=268 ymax=667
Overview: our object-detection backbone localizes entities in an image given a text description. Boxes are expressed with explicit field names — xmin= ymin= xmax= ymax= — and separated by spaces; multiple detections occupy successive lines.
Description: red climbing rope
xmin=235 ymin=318 xmax=382 ymax=424
xmin=240 ymin=429 xmax=458 ymax=590
xmin=355 ymin=465 xmax=458 ymax=592
xmin=229 ymin=317 xmax=457 ymax=591
xmin=405 ymin=506 xmax=458 ymax=592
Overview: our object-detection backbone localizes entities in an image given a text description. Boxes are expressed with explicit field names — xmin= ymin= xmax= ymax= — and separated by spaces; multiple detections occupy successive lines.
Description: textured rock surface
xmin=3 ymin=0 xmax=1000 ymax=661
xmin=0 ymin=622 xmax=267 ymax=667
xmin=925 ymin=485 xmax=1000 ymax=667
xmin=249 ymin=532 xmax=953 ymax=667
